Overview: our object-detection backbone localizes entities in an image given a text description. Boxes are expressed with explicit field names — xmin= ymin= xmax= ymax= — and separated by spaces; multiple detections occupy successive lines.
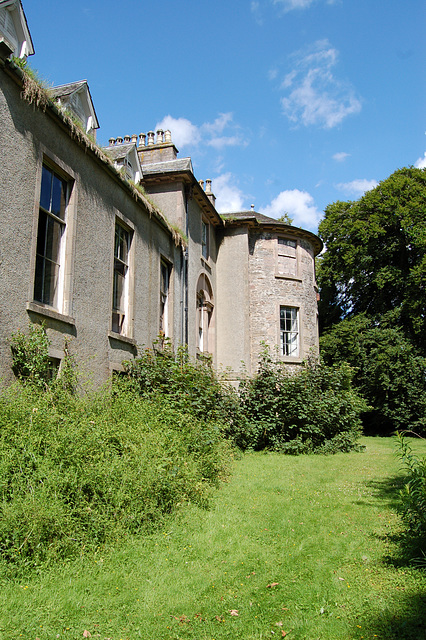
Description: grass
xmin=0 ymin=436 xmax=425 ymax=640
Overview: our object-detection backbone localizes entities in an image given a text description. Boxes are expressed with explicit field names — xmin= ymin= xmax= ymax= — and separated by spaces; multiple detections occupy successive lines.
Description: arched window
xmin=196 ymin=274 xmax=214 ymax=355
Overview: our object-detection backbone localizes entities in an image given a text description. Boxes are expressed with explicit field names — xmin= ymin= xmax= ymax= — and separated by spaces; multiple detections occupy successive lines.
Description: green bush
xmin=320 ymin=314 xmax=426 ymax=434
xmin=230 ymin=348 xmax=366 ymax=453
xmin=0 ymin=380 xmax=232 ymax=575
xmin=123 ymin=339 xmax=241 ymax=425
xmin=10 ymin=323 xmax=52 ymax=388
xmin=10 ymin=323 xmax=78 ymax=394
xmin=395 ymin=432 xmax=426 ymax=536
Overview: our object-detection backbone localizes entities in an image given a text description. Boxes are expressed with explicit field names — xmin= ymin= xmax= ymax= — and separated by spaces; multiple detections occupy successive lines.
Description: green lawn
xmin=1 ymin=436 xmax=425 ymax=640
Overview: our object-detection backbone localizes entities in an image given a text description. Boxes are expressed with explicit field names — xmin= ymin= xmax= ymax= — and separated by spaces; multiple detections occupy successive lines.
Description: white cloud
xmin=207 ymin=136 xmax=242 ymax=150
xmin=155 ymin=112 xmax=246 ymax=151
xmin=251 ymin=1 xmax=264 ymax=25
xmin=333 ymin=151 xmax=350 ymax=162
xmin=213 ymin=173 xmax=245 ymax=213
xmin=336 ymin=179 xmax=378 ymax=197
xmin=259 ymin=189 xmax=322 ymax=231
xmin=273 ymin=0 xmax=316 ymax=11
xmin=415 ymin=152 xmax=426 ymax=169
xmin=202 ymin=112 xmax=233 ymax=136
xmin=278 ymin=40 xmax=362 ymax=128
xmin=273 ymin=0 xmax=340 ymax=11
xmin=155 ymin=115 xmax=201 ymax=148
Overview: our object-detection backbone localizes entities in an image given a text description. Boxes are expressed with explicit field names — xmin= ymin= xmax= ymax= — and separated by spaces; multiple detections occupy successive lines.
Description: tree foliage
xmin=320 ymin=314 xmax=426 ymax=435
xmin=317 ymin=167 xmax=426 ymax=349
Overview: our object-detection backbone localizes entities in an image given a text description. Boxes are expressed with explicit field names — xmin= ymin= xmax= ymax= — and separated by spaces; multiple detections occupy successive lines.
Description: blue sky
xmin=22 ymin=0 xmax=425 ymax=232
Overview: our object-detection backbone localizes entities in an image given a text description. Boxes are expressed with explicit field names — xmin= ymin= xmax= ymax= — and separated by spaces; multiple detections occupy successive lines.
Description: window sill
xmin=279 ymin=356 xmax=304 ymax=364
xmin=108 ymin=331 xmax=137 ymax=347
xmin=201 ymin=257 xmax=212 ymax=273
xmin=27 ymin=302 xmax=75 ymax=326
xmin=274 ymin=273 xmax=302 ymax=282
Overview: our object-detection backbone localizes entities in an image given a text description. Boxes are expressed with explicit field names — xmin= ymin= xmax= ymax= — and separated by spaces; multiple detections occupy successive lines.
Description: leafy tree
xmin=277 ymin=212 xmax=294 ymax=225
xmin=320 ymin=314 xmax=426 ymax=435
xmin=317 ymin=167 xmax=426 ymax=350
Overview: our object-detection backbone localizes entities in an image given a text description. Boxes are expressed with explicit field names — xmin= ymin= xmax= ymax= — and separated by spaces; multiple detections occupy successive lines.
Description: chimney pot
xmin=199 ymin=180 xmax=204 ymax=190
xmin=124 ymin=134 xmax=131 ymax=143
xmin=139 ymin=133 xmax=146 ymax=147
xmin=156 ymin=129 xmax=164 ymax=144
xmin=251 ymin=204 xmax=255 ymax=210
xmin=116 ymin=136 xmax=123 ymax=145
xmin=108 ymin=137 xmax=116 ymax=146
xmin=205 ymin=179 xmax=212 ymax=194
xmin=147 ymin=131 xmax=155 ymax=146
xmin=131 ymin=134 xmax=138 ymax=144
xmin=164 ymin=129 xmax=172 ymax=143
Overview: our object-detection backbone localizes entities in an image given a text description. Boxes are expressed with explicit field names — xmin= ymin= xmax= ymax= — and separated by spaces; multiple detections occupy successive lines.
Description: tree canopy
xmin=317 ymin=167 xmax=426 ymax=350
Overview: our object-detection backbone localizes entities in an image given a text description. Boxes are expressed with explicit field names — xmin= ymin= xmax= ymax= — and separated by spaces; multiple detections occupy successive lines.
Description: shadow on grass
xmin=365 ymin=590 xmax=426 ymax=640
xmin=358 ymin=475 xmax=426 ymax=639
xmin=361 ymin=474 xmax=425 ymax=567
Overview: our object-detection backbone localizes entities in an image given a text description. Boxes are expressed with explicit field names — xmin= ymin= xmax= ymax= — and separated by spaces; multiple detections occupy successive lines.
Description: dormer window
xmin=0 ymin=5 xmax=17 ymax=51
xmin=51 ymin=81 xmax=99 ymax=139
xmin=0 ymin=0 xmax=34 ymax=59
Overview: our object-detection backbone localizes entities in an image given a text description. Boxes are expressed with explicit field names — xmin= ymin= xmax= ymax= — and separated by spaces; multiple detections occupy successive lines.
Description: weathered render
xmin=0 ymin=1 xmax=322 ymax=387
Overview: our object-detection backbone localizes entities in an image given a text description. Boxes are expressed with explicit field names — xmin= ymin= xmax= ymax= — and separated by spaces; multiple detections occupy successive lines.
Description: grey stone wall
xmin=248 ymin=230 xmax=318 ymax=373
xmin=0 ymin=63 xmax=183 ymax=386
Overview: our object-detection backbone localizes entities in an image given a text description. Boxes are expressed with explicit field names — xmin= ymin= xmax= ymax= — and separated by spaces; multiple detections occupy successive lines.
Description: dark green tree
xmin=320 ymin=314 xmax=426 ymax=434
xmin=317 ymin=167 xmax=426 ymax=350
xmin=317 ymin=167 xmax=426 ymax=434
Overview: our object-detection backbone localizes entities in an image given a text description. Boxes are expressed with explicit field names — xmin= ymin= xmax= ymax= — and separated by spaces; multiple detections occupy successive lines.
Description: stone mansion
xmin=0 ymin=0 xmax=322 ymax=386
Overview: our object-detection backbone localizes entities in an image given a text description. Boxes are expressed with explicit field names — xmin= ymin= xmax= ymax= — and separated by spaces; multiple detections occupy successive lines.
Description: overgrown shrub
xmin=395 ymin=432 xmax=426 ymax=536
xmin=123 ymin=339 xmax=241 ymax=425
xmin=0 ymin=380 xmax=232 ymax=575
xmin=10 ymin=323 xmax=52 ymax=388
xmin=10 ymin=323 xmax=78 ymax=394
xmin=228 ymin=348 xmax=366 ymax=453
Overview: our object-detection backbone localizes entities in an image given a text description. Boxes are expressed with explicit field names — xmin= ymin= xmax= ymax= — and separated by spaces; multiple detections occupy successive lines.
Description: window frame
xmin=33 ymin=161 xmax=73 ymax=313
xmin=159 ymin=258 xmax=172 ymax=337
xmin=111 ymin=218 xmax=134 ymax=337
xmin=280 ymin=306 xmax=299 ymax=357
xmin=276 ymin=236 xmax=300 ymax=280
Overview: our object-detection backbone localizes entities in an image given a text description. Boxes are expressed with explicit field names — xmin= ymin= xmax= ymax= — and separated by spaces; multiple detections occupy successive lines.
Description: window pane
xmin=51 ymin=173 xmax=67 ymax=219
xmin=115 ymin=224 xmax=129 ymax=264
xmin=113 ymin=269 xmax=125 ymax=312
xmin=34 ymin=254 xmax=59 ymax=305
xmin=44 ymin=216 xmax=63 ymax=264
xmin=39 ymin=165 xmax=52 ymax=211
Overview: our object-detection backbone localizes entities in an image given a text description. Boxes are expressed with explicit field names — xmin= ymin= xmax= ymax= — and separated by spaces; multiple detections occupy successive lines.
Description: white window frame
xmin=160 ymin=258 xmax=172 ymax=337
xmin=33 ymin=163 xmax=70 ymax=311
xmin=112 ymin=220 xmax=132 ymax=336
xmin=280 ymin=306 xmax=299 ymax=357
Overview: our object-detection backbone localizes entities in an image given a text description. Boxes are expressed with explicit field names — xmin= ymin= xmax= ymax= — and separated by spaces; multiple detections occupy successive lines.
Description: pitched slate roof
xmin=142 ymin=158 xmax=194 ymax=175
xmin=221 ymin=210 xmax=280 ymax=225
xmin=51 ymin=79 xmax=99 ymax=130
xmin=104 ymin=142 xmax=136 ymax=162
xmin=50 ymin=80 xmax=88 ymax=98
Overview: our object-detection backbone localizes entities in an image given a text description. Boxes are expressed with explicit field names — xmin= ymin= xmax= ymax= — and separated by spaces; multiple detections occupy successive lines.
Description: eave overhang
xmin=221 ymin=213 xmax=323 ymax=256
xmin=142 ymin=168 xmax=223 ymax=227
